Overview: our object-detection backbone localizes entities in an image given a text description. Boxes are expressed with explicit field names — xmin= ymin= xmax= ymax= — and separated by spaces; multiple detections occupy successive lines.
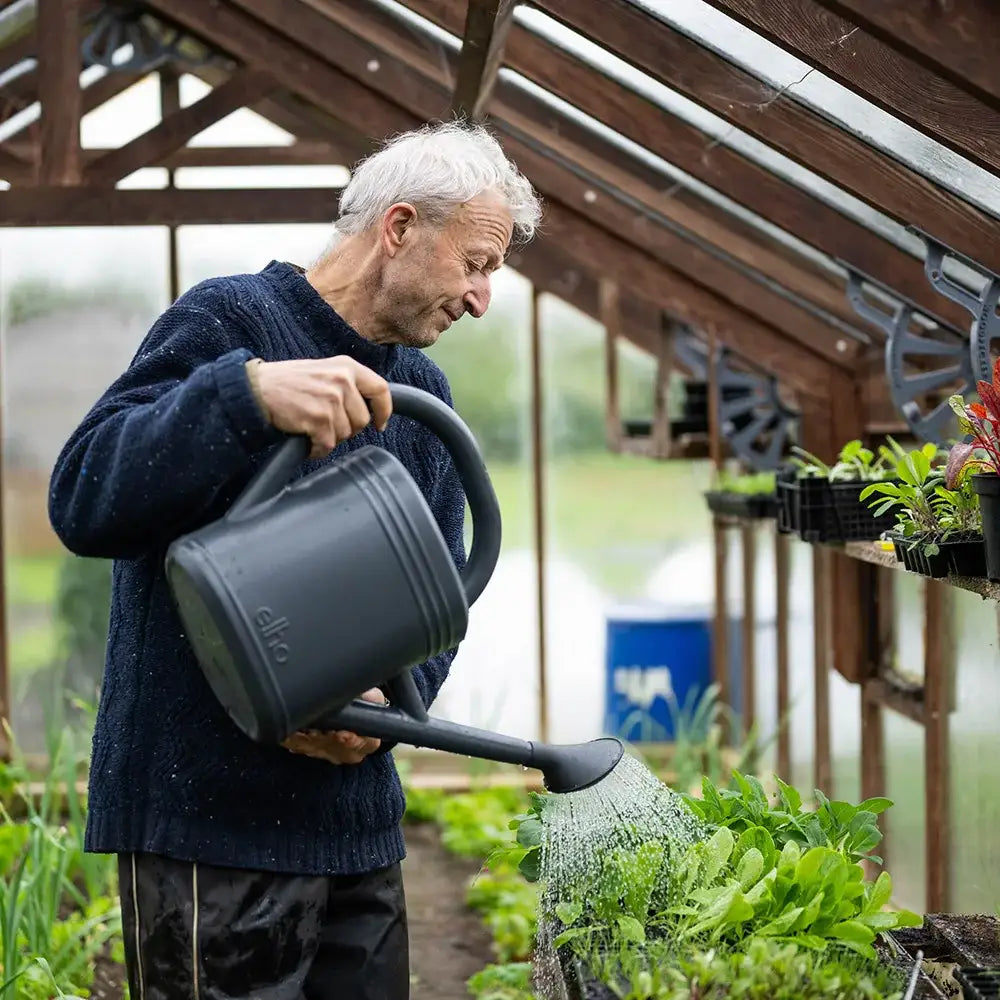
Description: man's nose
xmin=463 ymin=275 xmax=492 ymax=319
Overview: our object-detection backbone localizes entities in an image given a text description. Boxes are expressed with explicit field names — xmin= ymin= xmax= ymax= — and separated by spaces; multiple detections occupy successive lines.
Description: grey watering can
xmin=165 ymin=384 xmax=622 ymax=793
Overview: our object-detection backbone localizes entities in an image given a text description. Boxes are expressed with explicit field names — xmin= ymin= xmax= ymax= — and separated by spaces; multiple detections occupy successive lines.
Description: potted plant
xmin=704 ymin=470 xmax=777 ymax=520
xmin=946 ymin=358 xmax=1000 ymax=582
xmin=860 ymin=444 xmax=984 ymax=578
xmin=786 ymin=439 xmax=900 ymax=543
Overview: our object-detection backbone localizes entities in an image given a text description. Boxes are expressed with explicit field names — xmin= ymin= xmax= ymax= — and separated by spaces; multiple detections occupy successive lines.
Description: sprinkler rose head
xmin=533 ymin=737 xmax=625 ymax=794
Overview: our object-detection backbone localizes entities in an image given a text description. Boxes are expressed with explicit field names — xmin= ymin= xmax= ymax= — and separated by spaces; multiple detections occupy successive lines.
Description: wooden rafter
xmin=303 ymin=0 xmax=867 ymax=332
xmin=0 ymin=186 xmax=344 ymax=225
xmin=702 ymin=0 xmax=1000 ymax=176
xmin=141 ymin=0 xmax=837 ymax=396
xmin=4 ymin=141 xmax=353 ymax=170
xmin=450 ymin=0 xmax=515 ymax=119
xmin=530 ymin=0 xmax=1000 ymax=278
xmin=395 ymin=0 xmax=970 ymax=329
xmin=221 ymin=0 xmax=866 ymax=366
xmin=86 ymin=67 xmax=275 ymax=185
xmin=145 ymin=0 xmax=419 ymax=138
xmin=0 ymin=69 xmax=147 ymax=168
xmin=811 ymin=0 xmax=1000 ymax=113
xmin=36 ymin=0 xmax=81 ymax=184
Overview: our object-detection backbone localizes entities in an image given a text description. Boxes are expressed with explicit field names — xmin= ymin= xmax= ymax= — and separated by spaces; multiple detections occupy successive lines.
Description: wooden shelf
xmin=828 ymin=540 xmax=1000 ymax=601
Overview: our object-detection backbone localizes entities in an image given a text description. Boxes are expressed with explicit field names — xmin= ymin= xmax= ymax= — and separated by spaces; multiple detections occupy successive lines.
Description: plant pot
xmin=944 ymin=536 xmax=988 ymax=577
xmin=793 ymin=475 xmax=834 ymax=542
xmin=776 ymin=467 xmax=798 ymax=534
xmin=887 ymin=531 xmax=906 ymax=562
xmin=901 ymin=540 xmax=922 ymax=574
xmin=957 ymin=967 xmax=1000 ymax=1000
xmin=830 ymin=480 xmax=899 ymax=542
xmin=973 ymin=474 xmax=1000 ymax=582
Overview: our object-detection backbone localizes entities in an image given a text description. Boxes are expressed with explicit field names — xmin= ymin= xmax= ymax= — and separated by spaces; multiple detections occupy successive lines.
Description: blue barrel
xmin=604 ymin=607 xmax=711 ymax=743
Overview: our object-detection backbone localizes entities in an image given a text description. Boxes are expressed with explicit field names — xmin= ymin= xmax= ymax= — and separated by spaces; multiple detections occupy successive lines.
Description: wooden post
xmin=741 ymin=521 xmax=756 ymax=739
xmin=599 ymin=280 xmax=622 ymax=452
xmin=37 ymin=0 xmax=82 ymax=185
xmin=775 ymin=528 xmax=791 ymax=780
xmin=650 ymin=319 xmax=675 ymax=459
xmin=706 ymin=325 xmax=722 ymax=480
xmin=160 ymin=68 xmax=182 ymax=302
xmin=530 ymin=286 xmax=549 ymax=744
xmin=861 ymin=567 xmax=893 ymax=878
xmin=812 ymin=545 xmax=832 ymax=793
xmin=713 ymin=519 xmax=730 ymax=741
xmin=924 ymin=579 xmax=952 ymax=912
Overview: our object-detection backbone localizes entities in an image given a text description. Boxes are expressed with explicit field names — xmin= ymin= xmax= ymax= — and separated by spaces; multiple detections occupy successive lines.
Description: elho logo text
xmin=255 ymin=607 xmax=290 ymax=664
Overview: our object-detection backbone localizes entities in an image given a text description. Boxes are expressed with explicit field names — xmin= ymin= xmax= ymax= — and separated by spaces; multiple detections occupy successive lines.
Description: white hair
xmin=333 ymin=120 xmax=541 ymax=246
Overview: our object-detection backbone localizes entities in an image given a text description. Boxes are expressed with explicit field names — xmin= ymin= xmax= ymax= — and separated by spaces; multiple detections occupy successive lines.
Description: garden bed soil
xmin=90 ymin=946 xmax=126 ymax=1000
xmin=404 ymin=822 xmax=497 ymax=1000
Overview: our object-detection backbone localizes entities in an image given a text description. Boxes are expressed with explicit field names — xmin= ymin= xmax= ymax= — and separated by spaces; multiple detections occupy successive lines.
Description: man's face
xmin=377 ymin=192 xmax=514 ymax=348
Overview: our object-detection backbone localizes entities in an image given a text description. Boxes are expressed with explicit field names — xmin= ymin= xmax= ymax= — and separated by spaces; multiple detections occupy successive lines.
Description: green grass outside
xmin=7 ymin=553 xmax=62 ymax=604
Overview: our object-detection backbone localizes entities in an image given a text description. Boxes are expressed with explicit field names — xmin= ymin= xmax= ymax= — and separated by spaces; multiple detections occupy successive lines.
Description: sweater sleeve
xmin=48 ymin=291 xmax=284 ymax=560
xmin=409 ymin=376 xmax=469 ymax=710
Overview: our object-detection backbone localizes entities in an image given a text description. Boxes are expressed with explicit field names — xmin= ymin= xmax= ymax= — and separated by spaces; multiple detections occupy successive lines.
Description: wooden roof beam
xmin=86 ymin=67 xmax=275 ymax=185
xmin=225 ymin=0 xmax=867 ymax=364
xmin=810 ymin=0 xmax=1000 ymax=113
xmin=450 ymin=0 xmax=515 ymax=120
xmin=36 ymin=0 xmax=81 ymax=184
xmin=4 ymin=141 xmax=353 ymax=169
xmin=529 ymin=0 xmax=1000 ymax=277
xmin=0 ymin=185 xmax=343 ymax=224
xmin=398 ymin=0 xmax=968 ymax=329
xmin=701 ymin=0 xmax=1000 ymax=178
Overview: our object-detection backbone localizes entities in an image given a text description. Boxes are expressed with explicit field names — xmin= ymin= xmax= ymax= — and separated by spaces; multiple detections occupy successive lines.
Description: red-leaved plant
xmin=946 ymin=356 xmax=1000 ymax=488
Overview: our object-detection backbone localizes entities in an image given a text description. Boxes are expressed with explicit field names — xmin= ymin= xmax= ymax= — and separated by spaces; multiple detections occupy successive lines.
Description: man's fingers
xmin=342 ymin=383 xmax=373 ymax=433
xmin=352 ymin=366 xmax=393 ymax=431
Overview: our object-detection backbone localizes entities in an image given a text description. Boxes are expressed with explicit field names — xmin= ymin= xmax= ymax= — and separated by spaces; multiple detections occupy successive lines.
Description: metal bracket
xmin=911 ymin=226 xmax=1000 ymax=384
xmin=714 ymin=348 xmax=797 ymax=471
xmin=82 ymin=3 xmax=212 ymax=72
xmin=672 ymin=325 xmax=709 ymax=380
xmin=842 ymin=263 xmax=973 ymax=443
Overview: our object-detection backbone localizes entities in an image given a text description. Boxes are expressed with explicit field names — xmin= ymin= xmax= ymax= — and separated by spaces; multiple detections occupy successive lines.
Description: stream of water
xmin=532 ymin=752 xmax=708 ymax=999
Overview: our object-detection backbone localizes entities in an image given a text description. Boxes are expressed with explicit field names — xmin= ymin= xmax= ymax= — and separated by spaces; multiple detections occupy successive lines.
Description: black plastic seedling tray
xmin=704 ymin=491 xmax=778 ymax=520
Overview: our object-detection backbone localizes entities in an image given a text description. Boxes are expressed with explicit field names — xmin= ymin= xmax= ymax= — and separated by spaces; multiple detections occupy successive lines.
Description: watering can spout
xmin=321 ymin=701 xmax=624 ymax=794
xmin=530 ymin=737 xmax=625 ymax=794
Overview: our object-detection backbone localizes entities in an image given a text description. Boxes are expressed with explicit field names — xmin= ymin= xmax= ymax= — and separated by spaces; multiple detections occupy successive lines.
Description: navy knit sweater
xmin=48 ymin=260 xmax=467 ymax=876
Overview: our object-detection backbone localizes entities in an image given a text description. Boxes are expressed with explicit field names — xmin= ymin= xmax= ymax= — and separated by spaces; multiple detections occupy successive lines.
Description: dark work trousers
xmin=118 ymin=852 xmax=409 ymax=1000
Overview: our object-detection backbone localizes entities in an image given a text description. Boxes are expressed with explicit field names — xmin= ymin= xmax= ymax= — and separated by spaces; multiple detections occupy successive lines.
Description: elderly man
xmin=48 ymin=120 xmax=540 ymax=1000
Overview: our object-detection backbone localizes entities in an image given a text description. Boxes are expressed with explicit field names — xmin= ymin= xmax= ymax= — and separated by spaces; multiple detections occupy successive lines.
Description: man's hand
xmin=251 ymin=356 xmax=393 ymax=459
xmin=281 ymin=688 xmax=388 ymax=765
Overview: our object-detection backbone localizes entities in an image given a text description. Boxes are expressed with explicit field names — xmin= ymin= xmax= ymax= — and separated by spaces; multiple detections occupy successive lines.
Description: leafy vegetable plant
xmin=682 ymin=773 xmax=890 ymax=865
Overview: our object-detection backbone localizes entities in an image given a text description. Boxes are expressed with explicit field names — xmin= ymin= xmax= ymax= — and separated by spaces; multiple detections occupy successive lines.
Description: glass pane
xmin=538 ymin=294 xmax=716 ymax=751
xmin=949 ymin=591 xmax=1000 ymax=912
xmin=424 ymin=268 xmax=538 ymax=739
xmin=787 ymin=540 xmax=816 ymax=793
xmin=622 ymin=0 xmax=1000 ymax=219
xmin=1 ymin=229 xmax=168 ymax=754
xmin=884 ymin=711 xmax=926 ymax=912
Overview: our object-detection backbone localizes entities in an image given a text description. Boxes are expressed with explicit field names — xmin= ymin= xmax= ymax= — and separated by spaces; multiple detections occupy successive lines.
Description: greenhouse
xmin=0 ymin=0 xmax=999 ymax=997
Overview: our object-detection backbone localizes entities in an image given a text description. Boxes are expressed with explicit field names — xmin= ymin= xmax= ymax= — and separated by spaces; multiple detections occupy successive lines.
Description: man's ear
xmin=381 ymin=203 xmax=418 ymax=258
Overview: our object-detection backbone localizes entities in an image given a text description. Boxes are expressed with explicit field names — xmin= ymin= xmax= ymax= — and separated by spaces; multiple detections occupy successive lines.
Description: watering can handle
xmin=227 ymin=383 xmax=502 ymax=607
